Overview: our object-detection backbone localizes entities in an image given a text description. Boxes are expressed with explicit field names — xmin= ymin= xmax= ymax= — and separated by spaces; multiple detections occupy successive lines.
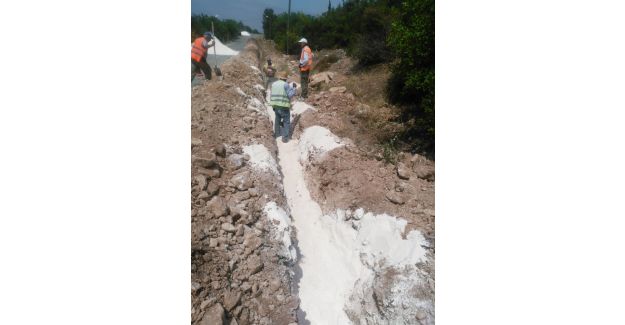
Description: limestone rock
xmin=385 ymin=191 xmax=406 ymax=205
xmin=413 ymin=165 xmax=435 ymax=181
xmin=397 ymin=162 xmax=411 ymax=180
xmin=192 ymin=138 xmax=203 ymax=148
xmin=329 ymin=86 xmax=347 ymax=93
xmin=223 ymin=290 xmax=242 ymax=311
xmin=247 ymin=255 xmax=263 ymax=276
xmin=215 ymin=144 xmax=227 ymax=157
xmin=200 ymin=303 xmax=225 ymax=325
xmin=194 ymin=153 xmax=218 ymax=168
xmin=221 ymin=223 xmax=236 ymax=233
xmin=231 ymin=171 xmax=253 ymax=191
xmin=207 ymin=197 xmax=229 ymax=217
xmin=227 ymin=154 xmax=246 ymax=170
xmin=207 ymin=182 xmax=220 ymax=197
xmin=194 ymin=175 xmax=208 ymax=191
xmin=198 ymin=167 xmax=221 ymax=179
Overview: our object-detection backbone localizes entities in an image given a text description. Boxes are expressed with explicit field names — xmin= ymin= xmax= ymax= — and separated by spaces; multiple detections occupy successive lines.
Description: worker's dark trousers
xmin=300 ymin=70 xmax=310 ymax=98
xmin=273 ymin=106 xmax=291 ymax=141
xmin=191 ymin=58 xmax=212 ymax=81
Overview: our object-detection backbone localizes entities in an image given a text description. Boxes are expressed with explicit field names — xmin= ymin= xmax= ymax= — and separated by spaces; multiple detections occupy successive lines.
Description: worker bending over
xmin=191 ymin=32 xmax=215 ymax=81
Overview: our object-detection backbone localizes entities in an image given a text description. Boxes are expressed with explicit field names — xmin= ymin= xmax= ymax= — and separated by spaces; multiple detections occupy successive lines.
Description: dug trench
xmin=191 ymin=38 xmax=435 ymax=325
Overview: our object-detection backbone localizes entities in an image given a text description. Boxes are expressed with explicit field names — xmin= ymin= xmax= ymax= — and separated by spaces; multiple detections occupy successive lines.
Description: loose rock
xmin=192 ymin=138 xmax=203 ymax=148
xmin=215 ymin=144 xmax=227 ymax=157
xmin=329 ymin=86 xmax=347 ymax=93
xmin=194 ymin=153 xmax=218 ymax=168
xmin=227 ymin=154 xmax=246 ymax=170
xmin=385 ymin=191 xmax=406 ymax=205
xmin=221 ymin=223 xmax=236 ymax=233
xmin=231 ymin=171 xmax=253 ymax=191
xmin=207 ymin=197 xmax=229 ymax=217
xmin=397 ymin=162 xmax=411 ymax=180
xmin=223 ymin=290 xmax=242 ymax=311
xmin=200 ymin=303 xmax=225 ymax=325
xmin=247 ymin=255 xmax=264 ymax=275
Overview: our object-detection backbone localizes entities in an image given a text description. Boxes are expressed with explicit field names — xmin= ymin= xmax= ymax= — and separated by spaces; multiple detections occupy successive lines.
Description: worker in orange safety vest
xmin=297 ymin=38 xmax=313 ymax=98
xmin=191 ymin=32 xmax=215 ymax=82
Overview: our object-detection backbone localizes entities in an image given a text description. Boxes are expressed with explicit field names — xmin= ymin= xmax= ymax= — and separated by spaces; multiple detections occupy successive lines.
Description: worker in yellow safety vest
xmin=269 ymin=71 xmax=297 ymax=143
xmin=191 ymin=32 xmax=215 ymax=82
xmin=297 ymin=38 xmax=313 ymax=99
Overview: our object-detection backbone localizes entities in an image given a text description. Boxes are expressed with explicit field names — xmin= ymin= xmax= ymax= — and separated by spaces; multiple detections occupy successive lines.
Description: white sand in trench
xmin=277 ymin=138 xmax=363 ymax=324
xmin=276 ymin=134 xmax=427 ymax=324
xmin=260 ymin=88 xmax=429 ymax=323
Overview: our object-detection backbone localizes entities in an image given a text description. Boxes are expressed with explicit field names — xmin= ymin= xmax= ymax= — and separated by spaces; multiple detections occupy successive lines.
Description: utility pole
xmin=287 ymin=0 xmax=291 ymax=55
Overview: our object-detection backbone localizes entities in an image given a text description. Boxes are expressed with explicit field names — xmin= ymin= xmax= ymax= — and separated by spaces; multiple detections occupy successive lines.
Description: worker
xmin=263 ymin=58 xmax=276 ymax=88
xmin=270 ymin=71 xmax=297 ymax=143
xmin=191 ymin=32 xmax=215 ymax=82
xmin=297 ymin=38 xmax=313 ymax=98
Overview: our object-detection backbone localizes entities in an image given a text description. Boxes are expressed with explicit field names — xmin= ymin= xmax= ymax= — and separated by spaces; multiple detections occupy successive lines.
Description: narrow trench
xmin=260 ymin=88 xmax=312 ymax=324
xmin=257 ymin=61 xmax=432 ymax=324
xmin=262 ymin=85 xmax=357 ymax=324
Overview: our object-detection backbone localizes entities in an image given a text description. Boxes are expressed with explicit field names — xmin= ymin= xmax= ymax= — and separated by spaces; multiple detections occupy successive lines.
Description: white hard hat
xmin=298 ymin=38 xmax=308 ymax=44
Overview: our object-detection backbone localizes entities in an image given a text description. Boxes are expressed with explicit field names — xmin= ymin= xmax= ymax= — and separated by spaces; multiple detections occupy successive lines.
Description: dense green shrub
xmin=262 ymin=0 xmax=398 ymax=59
xmin=387 ymin=0 xmax=435 ymax=151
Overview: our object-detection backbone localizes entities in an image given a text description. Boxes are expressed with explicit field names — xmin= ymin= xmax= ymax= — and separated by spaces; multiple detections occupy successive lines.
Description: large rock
xmin=397 ymin=162 xmax=411 ymax=180
xmin=193 ymin=153 xmax=218 ymax=168
xmin=215 ymin=144 xmax=227 ymax=157
xmin=247 ymin=255 xmax=263 ymax=276
xmin=191 ymin=138 xmax=203 ymax=148
xmin=227 ymin=154 xmax=246 ymax=170
xmin=309 ymin=71 xmax=335 ymax=87
xmin=198 ymin=167 xmax=221 ymax=179
xmin=243 ymin=233 xmax=262 ymax=253
xmin=200 ymin=303 xmax=225 ymax=325
xmin=221 ymin=223 xmax=236 ymax=233
xmin=223 ymin=290 xmax=242 ymax=311
xmin=207 ymin=197 xmax=229 ymax=217
xmin=329 ymin=86 xmax=347 ymax=93
xmin=413 ymin=165 xmax=435 ymax=181
xmin=206 ymin=182 xmax=220 ymax=197
xmin=385 ymin=191 xmax=406 ymax=205
xmin=231 ymin=171 xmax=253 ymax=191
xmin=194 ymin=175 xmax=208 ymax=191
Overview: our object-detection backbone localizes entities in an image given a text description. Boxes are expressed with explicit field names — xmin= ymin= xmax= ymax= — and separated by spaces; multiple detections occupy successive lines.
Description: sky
xmin=191 ymin=0 xmax=331 ymax=32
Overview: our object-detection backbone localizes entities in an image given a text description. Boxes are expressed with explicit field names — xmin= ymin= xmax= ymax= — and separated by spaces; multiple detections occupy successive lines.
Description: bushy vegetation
xmin=191 ymin=15 xmax=259 ymax=42
xmin=261 ymin=0 xmax=434 ymax=153
xmin=262 ymin=0 xmax=399 ymax=63
xmin=387 ymin=0 xmax=434 ymax=151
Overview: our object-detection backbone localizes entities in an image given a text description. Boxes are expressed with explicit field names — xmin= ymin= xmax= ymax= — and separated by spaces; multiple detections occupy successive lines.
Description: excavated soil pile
xmin=191 ymin=39 xmax=299 ymax=325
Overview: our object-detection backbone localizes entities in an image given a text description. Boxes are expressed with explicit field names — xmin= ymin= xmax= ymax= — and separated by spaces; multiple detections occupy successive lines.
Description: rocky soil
xmin=191 ymin=39 xmax=298 ymax=325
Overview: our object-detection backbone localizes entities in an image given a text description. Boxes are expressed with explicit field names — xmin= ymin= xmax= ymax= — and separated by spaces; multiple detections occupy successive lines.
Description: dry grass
xmin=343 ymin=64 xmax=405 ymax=148
xmin=313 ymin=52 xmax=341 ymax=72
xmin=343 ymin=64 xmax=391 ymax=109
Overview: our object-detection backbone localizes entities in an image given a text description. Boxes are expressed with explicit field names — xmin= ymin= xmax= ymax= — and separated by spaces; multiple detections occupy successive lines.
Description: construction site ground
xmin=191 ymin=38 xmax=435 ymax=325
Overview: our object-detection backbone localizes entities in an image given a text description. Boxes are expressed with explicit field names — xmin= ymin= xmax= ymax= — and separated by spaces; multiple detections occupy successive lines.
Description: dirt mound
xmin=191 ymin=39 xmax=299 ymax=325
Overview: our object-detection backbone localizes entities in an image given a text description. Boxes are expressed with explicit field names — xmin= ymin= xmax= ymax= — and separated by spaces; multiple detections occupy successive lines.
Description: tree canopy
xmin=191 ymin=15 xmax=259 ymax=43
xmin=261 ymin=0 xmax=434 ymax=151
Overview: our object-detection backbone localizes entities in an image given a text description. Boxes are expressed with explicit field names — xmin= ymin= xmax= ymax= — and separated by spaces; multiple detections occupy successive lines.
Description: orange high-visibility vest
xmin=191 ymin=37 xmax=207 ymax=62
xmin=300 ymin=45 xmax=313 ymax=72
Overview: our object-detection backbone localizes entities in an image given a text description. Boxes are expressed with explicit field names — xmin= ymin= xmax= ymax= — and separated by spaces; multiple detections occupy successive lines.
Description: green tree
xmin=387 ymin=0 xmax=435 ymax=150
xmin=262 ymin=8 xmax=276 ymax=39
